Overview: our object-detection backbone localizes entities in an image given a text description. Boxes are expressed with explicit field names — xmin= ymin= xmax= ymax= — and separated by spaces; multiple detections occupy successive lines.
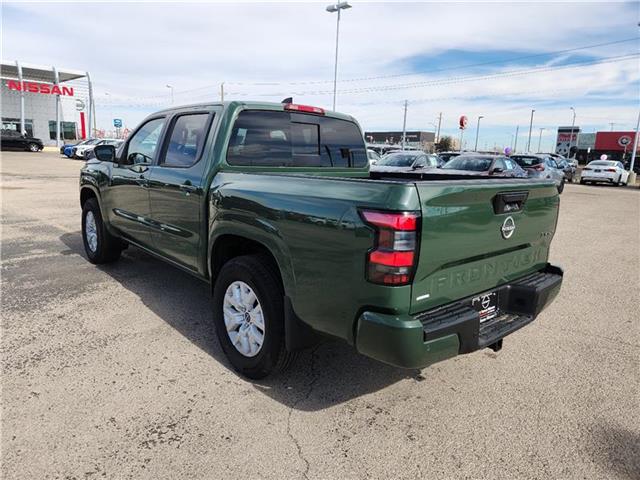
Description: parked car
xmin=367 ymin=149 xmax=381 ymax=165
xmin=63 ymin=138 xmax=100 ymax=157
xmin=555 ymin=158 xmax=576 ymax=182
xmin=0 ymin=129 xmax=44 ymax=152
xmin=80 ymin=101 xmax=563 ymax=379
xmin=580 ymin=160 xmax=629 ymax=186
xmin=440 ymin=154 xmax=527 ymax=178
xmin=72 ymin=139 xmax=123 ymax=159
xmin=371 ymin=151 xmax=440 ymax=172
xmin=510 ymin=154 xmax=566 ymax=193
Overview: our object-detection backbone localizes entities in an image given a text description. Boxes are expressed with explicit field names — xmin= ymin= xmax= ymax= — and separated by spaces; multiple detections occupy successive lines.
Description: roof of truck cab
xmin=153 ymin=100 xmax=357 ymax=122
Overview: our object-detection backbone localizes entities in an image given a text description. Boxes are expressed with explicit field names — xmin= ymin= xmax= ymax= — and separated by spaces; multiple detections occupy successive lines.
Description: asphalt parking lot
xmin=1 ymin=150 xmax=638 ymax=480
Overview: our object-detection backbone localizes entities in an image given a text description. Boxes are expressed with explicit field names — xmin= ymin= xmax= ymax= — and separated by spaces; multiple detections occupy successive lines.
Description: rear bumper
xmin=581 ymin=175 xmax=616 ymax=183
xmin=355 ymin=263 xmax=563 ymax=369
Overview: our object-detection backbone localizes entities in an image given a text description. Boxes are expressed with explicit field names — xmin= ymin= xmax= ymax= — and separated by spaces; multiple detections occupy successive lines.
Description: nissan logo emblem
xmin=501 ymin=216 xmax=516 ymax=239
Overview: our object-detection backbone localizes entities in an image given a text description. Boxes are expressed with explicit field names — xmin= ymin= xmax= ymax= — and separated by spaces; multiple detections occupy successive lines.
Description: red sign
xmin=594 ymin=132 xmax=638 ymax=152
xmin=5 ymin=80 xmax=74 ymax=96
xmin=459 ymin=115 xmax=468 ymax=129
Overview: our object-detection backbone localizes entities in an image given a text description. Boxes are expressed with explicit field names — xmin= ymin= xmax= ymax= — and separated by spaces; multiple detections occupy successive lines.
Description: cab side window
xmin=161 ymin=113 xmax=210 ymax=167
xmin=124 ymin=118 xmax=165 ymax=165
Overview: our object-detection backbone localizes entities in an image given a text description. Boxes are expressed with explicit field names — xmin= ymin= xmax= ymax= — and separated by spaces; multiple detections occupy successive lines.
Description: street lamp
xmin=474 ymin=115 xmax=484 ymax=151
xmin=326 ymin=1 xmax=351 ymax=111
xmin=569 ymin=107 xmax=576 ymax=158
xmin=526 ymin=109 xmax=535 ymax=152
xmin=166 ymin=84 xmax=174 ymax=104
xmin=537 ymin=127 xmax=545 ymax=153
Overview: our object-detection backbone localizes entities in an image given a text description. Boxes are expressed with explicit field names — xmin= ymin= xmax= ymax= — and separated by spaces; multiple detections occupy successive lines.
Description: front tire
xmin=27 ymin=143 xmax=40 ymax=152
xmin=81 ymin=198 xmax=123 ymax=264
xmin=212 ymin=254 xmax=295 ymax=379
xmin=557 ymin=179 xmax=565 ymax=194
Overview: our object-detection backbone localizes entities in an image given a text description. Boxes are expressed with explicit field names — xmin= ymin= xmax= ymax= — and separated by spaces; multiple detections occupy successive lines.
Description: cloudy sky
xmin=3 ymin=1 xmax=639 ymax=150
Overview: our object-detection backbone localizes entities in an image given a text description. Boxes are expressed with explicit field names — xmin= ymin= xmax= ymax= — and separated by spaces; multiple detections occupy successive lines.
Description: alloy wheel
xmin=223 ymin=281 xmax=265 ymax=357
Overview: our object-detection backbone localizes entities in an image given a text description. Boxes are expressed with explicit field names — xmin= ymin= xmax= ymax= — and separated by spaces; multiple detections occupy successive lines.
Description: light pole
xmin=537 ymin=128 xmax=545 ymax=153
xmin=569 ymin=107 xmax=576 ymax=158
xmin=166 ymin=84 xmax=174 ymax=104
xmin=474 ymin=115 xmax=484 ymax=151
xmin=326 ymin=2 xmax=351 ymax=111
xmin=628 ymin=107 xmax=640 ymax=185
xmin=526 ymin=109 xmax=535 ymax=152
xmin=513 ymin=125 xmax=519 ymax=153
xmin=401 ymin=100 xmax=408 ymax=150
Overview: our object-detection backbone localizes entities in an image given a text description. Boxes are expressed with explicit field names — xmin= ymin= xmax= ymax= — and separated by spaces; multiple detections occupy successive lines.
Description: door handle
xmin=136 ymin=176 xmax=149 ymax=188
xmin=179 ymin=184 xmax=197 ymax=195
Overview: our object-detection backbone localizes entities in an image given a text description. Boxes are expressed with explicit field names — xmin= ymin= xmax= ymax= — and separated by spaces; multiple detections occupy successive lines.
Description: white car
xmin=72 ymin=139 xmax=122 ymax=159
xmin=580 ymin=160 xmax=629 ymax=186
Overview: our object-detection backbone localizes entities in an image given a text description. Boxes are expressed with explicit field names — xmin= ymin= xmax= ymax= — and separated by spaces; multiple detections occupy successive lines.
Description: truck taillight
xmin=360 ymin=210 xmax=419 ymax=286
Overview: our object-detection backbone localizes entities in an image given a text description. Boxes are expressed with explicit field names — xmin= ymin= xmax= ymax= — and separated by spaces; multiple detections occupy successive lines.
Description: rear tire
xmin=27 ymin=143 xmax=40 ymax=152
xmin=615 ymin=175 xmax=622 ymax=186
xmin=81 ymin=198 xmax=123 ymax=264
xmin=579 ymin=178 xmax=585 ymax=185
xmin=212 ymin=254 xmax=295 ymax=379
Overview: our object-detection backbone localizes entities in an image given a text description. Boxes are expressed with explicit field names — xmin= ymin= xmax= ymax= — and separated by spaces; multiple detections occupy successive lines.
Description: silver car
xmin=371 ymin=151 xmax=440 ymax=173
xmin=510 ymin=154 xmax=566 ymax=193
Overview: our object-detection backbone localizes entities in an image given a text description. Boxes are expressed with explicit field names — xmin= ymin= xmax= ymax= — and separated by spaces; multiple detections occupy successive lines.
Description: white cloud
xmin=2 ymin=1 xmax=638 ymax=141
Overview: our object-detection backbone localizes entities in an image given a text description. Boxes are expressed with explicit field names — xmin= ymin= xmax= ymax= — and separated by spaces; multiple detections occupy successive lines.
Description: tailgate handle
xmin=493 ymin=191 xmax=528 ymax=214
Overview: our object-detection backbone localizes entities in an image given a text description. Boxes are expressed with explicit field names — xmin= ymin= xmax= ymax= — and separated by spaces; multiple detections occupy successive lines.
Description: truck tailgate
xmin=410 ymin=179 xmax=559 ymax=314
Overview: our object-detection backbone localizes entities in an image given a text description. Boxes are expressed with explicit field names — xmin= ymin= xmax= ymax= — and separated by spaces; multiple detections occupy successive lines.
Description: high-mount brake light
xmin=283 ymin=103 xmax=325 ymax=115
xmin=360 ymin=210 xmax=420 ymax=286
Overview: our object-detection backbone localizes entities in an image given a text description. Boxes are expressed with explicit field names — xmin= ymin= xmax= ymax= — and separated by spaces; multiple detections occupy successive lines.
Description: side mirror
xmin=94 ymin=144 xmax=116 ymax=162
xmin=490 ymin=167 xmax=504 ymax=174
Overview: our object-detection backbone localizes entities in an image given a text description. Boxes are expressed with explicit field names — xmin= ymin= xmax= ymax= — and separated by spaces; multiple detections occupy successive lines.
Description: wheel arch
xmin=209 ymin=233 xmax=291 ymax=296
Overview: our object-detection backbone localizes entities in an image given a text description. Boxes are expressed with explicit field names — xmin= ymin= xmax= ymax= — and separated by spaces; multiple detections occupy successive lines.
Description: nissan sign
xmin=459 ymin=115 xmax=468 ymax=129
xmin=5 ymin=80 xmax=74 ymax=96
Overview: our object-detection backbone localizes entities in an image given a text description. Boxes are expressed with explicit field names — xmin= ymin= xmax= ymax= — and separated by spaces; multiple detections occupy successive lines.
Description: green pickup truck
xmin=80 ymin=101 xmax=563 ymax=378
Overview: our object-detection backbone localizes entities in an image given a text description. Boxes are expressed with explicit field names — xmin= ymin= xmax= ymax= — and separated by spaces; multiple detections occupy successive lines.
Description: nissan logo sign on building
xmin=1 ymin=60 xmax=94 ymax=146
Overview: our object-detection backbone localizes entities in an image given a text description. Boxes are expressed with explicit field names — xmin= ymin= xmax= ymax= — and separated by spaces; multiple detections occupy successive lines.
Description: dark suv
xmin=0 ymin=130 xmax=44 ymax=152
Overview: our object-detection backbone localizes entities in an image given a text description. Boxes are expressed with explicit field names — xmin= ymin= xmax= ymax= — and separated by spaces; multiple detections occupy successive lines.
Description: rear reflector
xmin=360 ymin=209 xmax=419 ymax=286
xmin=283 ymin=103 xmax=325 ymax=115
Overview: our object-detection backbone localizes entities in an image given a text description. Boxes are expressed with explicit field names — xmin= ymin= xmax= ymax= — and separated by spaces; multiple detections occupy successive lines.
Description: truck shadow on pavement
xmin=60 ymin=232 xmax=419 ymax=411
xmin=588 ymin=423 xmax=640 ymax=480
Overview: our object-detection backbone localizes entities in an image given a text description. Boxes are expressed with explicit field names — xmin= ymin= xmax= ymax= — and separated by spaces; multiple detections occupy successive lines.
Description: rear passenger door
xmin=147 ymin=109 xmax=216 ymax=272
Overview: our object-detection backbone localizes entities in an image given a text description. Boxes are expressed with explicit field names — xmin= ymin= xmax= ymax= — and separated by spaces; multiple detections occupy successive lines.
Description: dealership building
xmin=364 ymin=130 xmax=436 ymax=149
xmin=1 ymin=60 xmax=94 ymax=146
xmin=555 ymin=126 xmax=638 ymax=164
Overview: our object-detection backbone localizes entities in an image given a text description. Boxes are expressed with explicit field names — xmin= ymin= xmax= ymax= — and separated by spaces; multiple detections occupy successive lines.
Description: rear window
xmin=588 ymin=161 xmax=615 ymax=167
xmin=378 ymin=153 xmax=419 ymax=167
xmin=443 ymin=155 xmax=493 ymax=172
xmin=226 ymin=110 xmax=367 ymax=168
xmin=511 ymin=156 xmax=543 ymax=167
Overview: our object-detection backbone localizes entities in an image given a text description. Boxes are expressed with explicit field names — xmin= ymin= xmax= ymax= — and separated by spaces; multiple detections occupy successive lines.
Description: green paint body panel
xmin=80 ymin=101 xmax=563 ymax=369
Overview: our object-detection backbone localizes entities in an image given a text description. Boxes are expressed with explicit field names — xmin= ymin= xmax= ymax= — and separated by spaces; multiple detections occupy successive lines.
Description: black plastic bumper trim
xmin=415 ymin=263 xmax=563 ymax=354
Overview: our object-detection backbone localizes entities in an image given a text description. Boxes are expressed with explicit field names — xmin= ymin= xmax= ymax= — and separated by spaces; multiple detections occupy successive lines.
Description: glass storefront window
xmin=2 ymin=118 xmax=34 ymax=137
xmin=48 ymin=121 xmax=77 ymax=140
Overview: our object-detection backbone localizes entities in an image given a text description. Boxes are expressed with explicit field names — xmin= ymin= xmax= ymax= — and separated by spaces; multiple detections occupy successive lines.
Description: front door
xmin=105 ymin=117 xmax=166 ymax=248
xmin=147 ymin=110 xmax=214 ymax=273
